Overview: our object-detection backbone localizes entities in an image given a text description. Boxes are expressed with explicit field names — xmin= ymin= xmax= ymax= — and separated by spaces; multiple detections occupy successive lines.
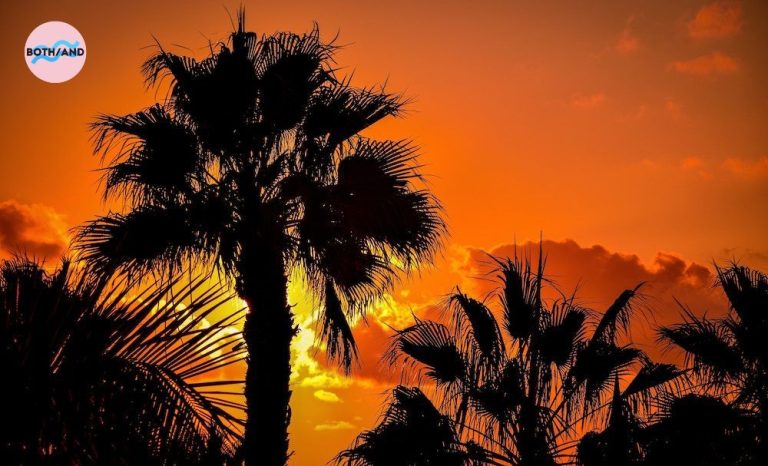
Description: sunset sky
xmin=1 ymin=1 xmax=767 ymax=464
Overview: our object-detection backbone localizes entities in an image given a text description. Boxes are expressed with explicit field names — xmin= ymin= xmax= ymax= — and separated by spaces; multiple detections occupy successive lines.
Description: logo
xmin=24 ymin=21 xmax=86 ymax=83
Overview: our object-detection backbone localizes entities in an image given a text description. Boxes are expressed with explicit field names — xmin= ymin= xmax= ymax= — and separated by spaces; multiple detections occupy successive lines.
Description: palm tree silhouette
xmin=575 ymin=365 xmax=684 ymax=466
xmin=639 ymin=394 xmax=760 ymax=466
xmin=75 ymin=10 xmax=444 ymax=465
xmin=659 ymin=264 xmax=768 ymax=464
xmin=0 ymin=257 xmax=245 ymax=464
xmin=339 ymin=386 xmax=482 ymax=465
xmin=338 ymin=252 xmax=681 ymax=465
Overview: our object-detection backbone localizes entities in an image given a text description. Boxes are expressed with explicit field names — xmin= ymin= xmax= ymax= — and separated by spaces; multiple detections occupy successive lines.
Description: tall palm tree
xmin=338 ymin=252 xmax=681 ymax=465
xmin=0 ymin=257 xmax=245 ymax=464
xmin=659 ymin=264 xmax=768 ymax=463
xmin=74 ymin=10 xmax=444 ymax=465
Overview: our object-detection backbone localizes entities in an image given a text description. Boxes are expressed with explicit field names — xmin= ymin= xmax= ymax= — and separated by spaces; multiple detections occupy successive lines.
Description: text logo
xmin=24 ymin=22 xmax=86 ymax=83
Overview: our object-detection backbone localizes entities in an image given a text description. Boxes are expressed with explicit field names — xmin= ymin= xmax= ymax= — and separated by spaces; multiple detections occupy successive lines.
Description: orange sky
xmin=1 ymin=1 xmax=767 ymax=464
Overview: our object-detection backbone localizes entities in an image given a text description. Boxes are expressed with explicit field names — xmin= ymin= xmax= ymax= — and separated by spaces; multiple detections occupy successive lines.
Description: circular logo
xmin=24 ymin=21 xmax=86 ymax=83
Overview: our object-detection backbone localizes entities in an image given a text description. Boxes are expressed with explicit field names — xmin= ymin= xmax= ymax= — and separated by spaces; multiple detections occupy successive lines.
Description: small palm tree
xmin=339 ymin=252 xmax=682 ymax=465
xmin=639 ymin=394 xmax=760 ymax=466
xmin=659 ymin=264 xmax=768 ymax=463
xmin=339 ymin=386 xmax=485 ymax=466
xmin=74 ymin=10 xmax=444 ymax=465
xmin=0 ymin=257 xmax=245 ymax=464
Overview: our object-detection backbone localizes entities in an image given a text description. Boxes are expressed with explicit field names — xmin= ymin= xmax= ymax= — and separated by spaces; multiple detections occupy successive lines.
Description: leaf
xmin=319 ymin=279 xmax=358 ymax=374
xmin=449 ymin=291 xmax=504 ymax=363
xmin=387 ymin=321 xmax=466 ymax=385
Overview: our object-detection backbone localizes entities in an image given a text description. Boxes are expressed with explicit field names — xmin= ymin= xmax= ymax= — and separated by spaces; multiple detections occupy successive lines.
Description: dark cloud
xmin=0 ymin=200 xmax=68 ymax=259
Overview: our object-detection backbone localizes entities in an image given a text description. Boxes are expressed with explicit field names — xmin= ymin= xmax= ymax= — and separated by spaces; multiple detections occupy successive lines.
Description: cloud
xmin=326 ymin=239 xmax=733 ymax=383
xmin=615 ymin=17 xmax=640 ymax=54
xmin=664 ymin=98 xmax=686 ymax=121
xmin=680 ymin=157 xmax=704 ymax=170
xmin=571 ymin=92 xmax=607 ymax=109
xmin=0 ymin=200 xmax=68 ymax=259
xmin=687 ymin=1 xmax=742 ymax=39
xmin=670 ymin=51 xmax=740 ymax=76
xmin=680 ymin=156 xmax=713 ymax=179
xmin=722 ymin=156 xmax=768 ymax=179
xmin=460 ymin=240 xmax=728 ymax=361
xmin=314 ymin=390 xmax=342 ymax=403
xmin=314 ymin=420 xmax=355 ymax=432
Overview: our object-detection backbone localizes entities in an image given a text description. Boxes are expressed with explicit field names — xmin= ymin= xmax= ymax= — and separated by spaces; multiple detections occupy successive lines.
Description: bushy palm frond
xmin=335 ymin=386 xmax=491 ymax=466
xmin=622 ymin=362 xmax=686 ymax=414
xmin=319 ymin=279 xmax=358 ymax=374
xmin=449 ymin=290 xmax=505 ymax=365
xmin=0 ymin=257 xmax=244 ymax=464
xmin=387 ymin=320 xmax=467 ymax=386
xmin=539 ymin=305 xmax=587 ymax=367
xmin=76 ymin=206 xmax=202 ymax=278
xmin=496 ymin=254 xmax=543 ymax=341
xmin=591 ymin=284 xmax=644 ymax=345
xmin=660 ymin=311 xmax=743 ymax=387
xmin=568 ymin=342 xmax=645 ymax=412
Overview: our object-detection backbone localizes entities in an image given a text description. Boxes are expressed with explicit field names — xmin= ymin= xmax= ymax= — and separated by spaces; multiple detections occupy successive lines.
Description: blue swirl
xmin=30 ymin=40 xmax=82 ymax=64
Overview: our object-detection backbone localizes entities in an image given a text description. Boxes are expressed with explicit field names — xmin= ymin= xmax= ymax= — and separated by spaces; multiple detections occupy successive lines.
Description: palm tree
xmin=338 ymin=252 xmax=681 ymax=465
xmin=575 ymin=364 xmax=684 ymax=466
xmin=0 ymin=257 xmax=245 ymax=464
xmin=659 ymin=264 xmax=768 ymax=463
xmin=338 ymin=386 xmax=486 ymax=466
xmin=639 ymin=394 xmax=760 ymax=466
xmin=74 ymin=9 xmax=444 ymax=465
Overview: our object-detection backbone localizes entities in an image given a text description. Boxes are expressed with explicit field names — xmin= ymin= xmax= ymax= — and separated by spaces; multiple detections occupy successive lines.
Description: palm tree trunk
xmin=238 ymin=247 xmax=296 ymax=466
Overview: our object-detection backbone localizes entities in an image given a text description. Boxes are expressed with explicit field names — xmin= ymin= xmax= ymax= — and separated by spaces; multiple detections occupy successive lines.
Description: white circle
xmin=24 ymin=21 xmax=86 ymax=83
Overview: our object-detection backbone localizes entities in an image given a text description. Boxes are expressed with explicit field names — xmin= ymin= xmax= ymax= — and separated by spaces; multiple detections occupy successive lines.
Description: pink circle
xmin=24 ymin=21 xmax=86 ymax=83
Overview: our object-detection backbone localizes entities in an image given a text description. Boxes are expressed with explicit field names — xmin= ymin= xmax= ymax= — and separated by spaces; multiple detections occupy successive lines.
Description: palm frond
xmin=387 ymin=320 xmax=466 ymax=386
xmin=92 ymin=105 xmax=202 ymax=203
xmin=256 ymin=24 xmax=335 ymax=130
xmin=333 ymin=138 xmax=445 ymax=267
xmin=591 ymin=284 xmax=644 ymax=345
xmin=74 ymin=205 xmax=203 ymax=278
xmin=622 ymin=362 xmax=686 ymax=415
xmin=659 ymin=311 xmax=743 ymax=384
xmin=717 ymin=265 xmax=768 ymax=322
xmin=448 ymin=290 xmax=505 ymax=364
xmin=495 ymin=254 xmax=542 ymax=341
xmin=568 ymin=341 xmax=644 ymax=411
xmin=319 ymin=279 xmax=358 ymax=374
xmin=336 ymin=386 xmax=477 ymax=466
xmin=304 ymin=81 xmax=404 ymax=148
xmin=1 ymin=257 xmax=244 ymax=463
xmin=539 ymin=305 xmax=587 ymax=367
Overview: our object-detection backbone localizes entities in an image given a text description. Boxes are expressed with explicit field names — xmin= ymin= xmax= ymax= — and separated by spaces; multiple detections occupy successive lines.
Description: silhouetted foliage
xmin=640 ymin=394 xmax=759 ymax=466
xmin=576 ymin=263 xmax=767 ymax=466
xmin=0 ymin=257 xmax=245 ymax=465
xmin=339 ymin=251 xmax=681 ymax=465
xmin=337 ymin=386 xmax=484 ymax=466
xmin=655 ymin=264 xmax=768 ymax=465
xmin=74 ymin=8 xmax=444 ymax=465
